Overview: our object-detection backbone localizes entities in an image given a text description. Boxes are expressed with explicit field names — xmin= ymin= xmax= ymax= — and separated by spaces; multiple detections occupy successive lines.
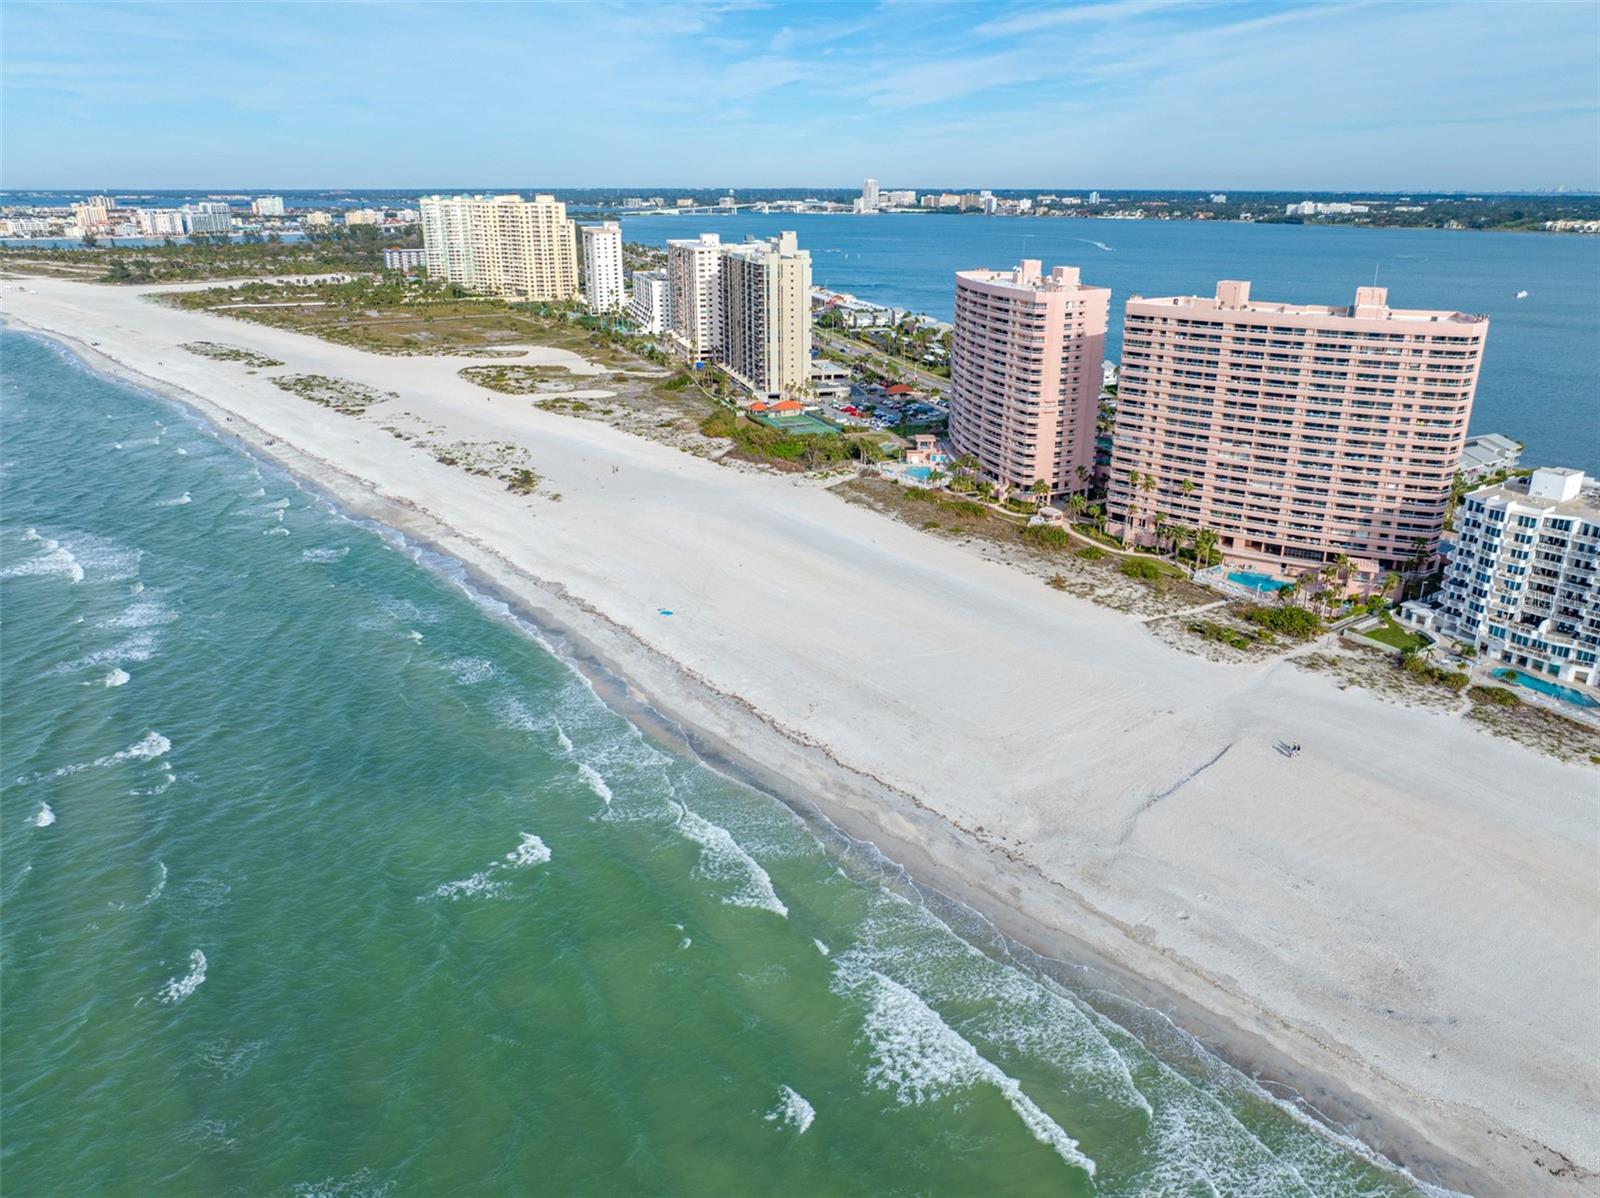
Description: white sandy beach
xmin=3 ymin=277 xmax=1595 ymax=1196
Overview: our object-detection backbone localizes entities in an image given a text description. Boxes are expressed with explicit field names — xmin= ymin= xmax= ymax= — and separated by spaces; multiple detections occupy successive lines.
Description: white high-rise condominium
xmin=862 ymin=178 xmax=880 ymax=211
xmin=133 ymin=208 xmax=187 ymax=237
xmin=1431 ymin=467 xmax=1599 ymax=685
xmin=666 ymin=233 xmax=724 ymax=361
xmin=628 ymin=269 xmax=671 ymax=335
xmin=181 ymin=202 xmax=233 ymax=235
xmin=251 ymin=196 xmax=286 ymax=217
xmin=719 ymin=231 xmax=813 ymax=401
xmin=418 ymin=194 xmax=579 ymax=301
xmin=580 ymin=222 xmax=625 ymax=314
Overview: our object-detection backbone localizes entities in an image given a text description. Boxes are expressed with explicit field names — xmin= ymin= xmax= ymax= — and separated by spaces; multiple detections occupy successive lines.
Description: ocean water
xmin=621 ymin=213 xmax=1600 ymax=474
xmin=1 ymin=327 xmax=1457 ymax=1196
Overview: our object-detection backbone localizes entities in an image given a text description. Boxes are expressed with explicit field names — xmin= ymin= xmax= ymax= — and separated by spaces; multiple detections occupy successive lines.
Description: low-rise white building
xmin=580 ymin=221 xmax=625 ymax=314
xmin=344 ymin=208 xmax=383 ymax=227
xmin=1458 ymin=432 xmax=1523 ymax=481
xmin=1431 ymin=467 xmax=1600 ymax=686
xmin=627 ymin=269 xmax=671 ymax=334
xmin=383 ymin=247 xmax=427 ymax=272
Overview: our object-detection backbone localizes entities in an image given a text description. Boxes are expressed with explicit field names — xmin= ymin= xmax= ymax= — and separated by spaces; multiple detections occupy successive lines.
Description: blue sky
xmin=3 ymin=1 xmax=1596 ymax=190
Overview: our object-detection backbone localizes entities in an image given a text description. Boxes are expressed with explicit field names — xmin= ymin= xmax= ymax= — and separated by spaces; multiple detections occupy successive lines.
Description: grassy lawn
xmin=1362 ymin=613 xmax=1432 ymax=653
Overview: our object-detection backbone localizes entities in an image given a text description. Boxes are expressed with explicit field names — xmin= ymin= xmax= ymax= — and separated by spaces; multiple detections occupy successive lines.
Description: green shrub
xmin=1189 ymin=620 xmax=1258 ymax=650
xmin=698 ymin=409 xmax=737 ymax=438
xmin=1241 ymin=603 xmax=1321 ymax=638
xmin=1470 ymin=684 xmax=1522 ymax=708
xmin=1118 ymin=557 xmax=1166 ymax=582
xmin=1021 ymin=524 xmax=1072 ymax=550
xmin=1076 ymin=546 xmax=1105 ymax=561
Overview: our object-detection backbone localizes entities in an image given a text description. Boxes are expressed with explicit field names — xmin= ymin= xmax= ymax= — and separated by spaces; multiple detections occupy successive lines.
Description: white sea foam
xmin=2 ymin=535 xmax=84 ymax=583
xmin=407 ymin=630 xmax=423 ymax=642
xmin=504 ymin=832 xmax=551 ymax=868
xmin=673 ymin=803 xmax=787 ymax=917
xmin=156 ymin=491 xmax=192 ymax=507
xmin=429 ymin=871 xmax=506 ymax=901
xmin=98 ymin=598 xmax=177 ymax=629
xmin=175 ymin=447 xmax=189 ymax=456
xmin=130 ymin=766 xmax=178 ymax=796
xmin=103 ymin=667 xmax=131 ymax=687
xmin=264 ymin=526 xmax=290 ymax=537
xmin=16 ymin=730 xmax=170 ymax=785
xmin=490 ymin=694 xmax=540 ymax=732
xmin=577 ymin=763 xmax=613 ymax=806
xmin=376 ymin=596 xmax=442 ymax=626
xmin=554 ymin=723 xmax=574 ymax=753
xmin=47 ymin=630 xmax=160 ymax=676
xmin=300 ymin=547 xmax=349 ymax=562
xmin=292 ymin=1167 xmax=395 ymax=1198
xmin=425 ymin=830 xmax=550 ymax=900
xmin=831 ymin=954 xmax=1094 ymax=1176
xmin=813 ymin=939 xmax=831 ymax=956
xmin=678 ymin=936 xmax=692 ymax=950
xmin=32 ymin=802 xmax=56 ymax=827
xmin=444 ymin=656 xmax=496 ymax=685
xmin=764 ymin=1084 xmax=815 ymax=1134
xmin=157 ymin=949 xmax=208 ymax=1004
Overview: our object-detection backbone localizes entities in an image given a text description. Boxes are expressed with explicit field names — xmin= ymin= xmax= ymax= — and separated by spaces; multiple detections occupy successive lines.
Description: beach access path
xmin=3 ymin=277 xmax=1594 ymax=1197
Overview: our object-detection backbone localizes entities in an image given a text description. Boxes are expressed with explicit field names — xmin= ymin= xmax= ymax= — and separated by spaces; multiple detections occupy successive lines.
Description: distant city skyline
xmin=2 ymin=1 xmax=1597 ymax=191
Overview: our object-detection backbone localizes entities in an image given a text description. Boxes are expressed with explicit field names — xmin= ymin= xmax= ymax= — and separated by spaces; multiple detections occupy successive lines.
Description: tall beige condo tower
xmin=948 ymin=261 xmax=1109 ymax=498
xmin=580 ymin=221 xmax=625 ymax=314
xmin=719 ymin=231 xmax=813 ymax=400
xmin=418 ymin=194 xmax=578 ymax=301
xmin=666 ymin=233 xmax=724 ymax=361
xmin=1109 ymin=281 xmax=1487 ymax=575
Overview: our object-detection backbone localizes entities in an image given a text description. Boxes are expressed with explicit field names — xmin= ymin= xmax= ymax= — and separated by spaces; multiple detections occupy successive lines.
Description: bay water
xmin=2 ymin=327 xmax=1453 ymax=1195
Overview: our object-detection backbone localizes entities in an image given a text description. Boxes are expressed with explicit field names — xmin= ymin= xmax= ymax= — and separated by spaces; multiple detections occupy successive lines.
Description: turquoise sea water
xmin=2 ymin=328 xmax=1454 ymax=1195
xmin=620 ymin=213 xmax=1600 ymax=474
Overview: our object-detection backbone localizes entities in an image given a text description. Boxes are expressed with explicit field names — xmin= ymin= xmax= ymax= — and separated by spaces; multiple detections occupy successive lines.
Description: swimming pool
xmin=1492 ymin=669 xmax=1600 ymax=709
xmin=1227 ymin=570 xmax=1289 ymax=592
xmin=903 ymin=466 xmax=933 ymax=481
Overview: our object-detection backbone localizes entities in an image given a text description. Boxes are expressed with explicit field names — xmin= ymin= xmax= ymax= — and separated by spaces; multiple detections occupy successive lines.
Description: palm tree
xmin=1075 ymin=464 xmax=1090 ymax=489
xmin=1031 ymin=479 xmax=1051 ymax=510
xmin=1065 ymin=493 xmax=1088 ymax=523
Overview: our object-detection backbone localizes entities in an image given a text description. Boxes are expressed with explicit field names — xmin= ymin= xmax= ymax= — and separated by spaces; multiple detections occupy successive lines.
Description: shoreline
xmin=12 ymin=316 xmax=1473 ymax=1189
xmin=4 ymin=282 xmax=1595 ymax=1196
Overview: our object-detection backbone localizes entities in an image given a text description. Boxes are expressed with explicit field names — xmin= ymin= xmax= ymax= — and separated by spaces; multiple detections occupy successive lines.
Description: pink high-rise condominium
xmin=948 ymin=261 xmax=1109 ymax=499
xmin=1108 ymin=281 xmax=1488 ymax=577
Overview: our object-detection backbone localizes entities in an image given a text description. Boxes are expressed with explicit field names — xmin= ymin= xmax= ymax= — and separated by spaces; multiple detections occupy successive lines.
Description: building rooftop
xmin=1127 ymin=280 xmax=1486 ymax=326
xmin=1465 ymin=432 xmax=1521 ymax=453
xmin=1469 ymin=467 xmax=1598 ymax=517
xmin=957 ymin=259 xmax=1106 ymax=294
